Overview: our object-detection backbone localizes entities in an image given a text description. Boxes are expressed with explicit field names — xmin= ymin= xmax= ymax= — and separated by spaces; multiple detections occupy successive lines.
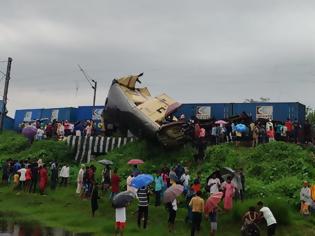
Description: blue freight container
xmin=77 ymin=106 xmax=104 ymax=121
xmin=41 ymin=107 xmax=77 ymax=122
xmin=4 ymin=116 xmax=14 ymax=130
xmin=14 ymin=109 xmax=44 ymax=130
xmin=175 ymin=103 xmax=232 ymax=120
xmin=231 ymin=102 xmax=306 ymax=124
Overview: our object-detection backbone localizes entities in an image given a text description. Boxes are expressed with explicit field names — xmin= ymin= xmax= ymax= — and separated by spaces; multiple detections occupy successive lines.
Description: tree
xmin=306 ymin=107 xmax=315 ymax=125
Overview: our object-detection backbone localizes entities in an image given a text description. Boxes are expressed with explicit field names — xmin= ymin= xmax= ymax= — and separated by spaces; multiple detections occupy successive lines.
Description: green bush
xmin=0 ymin=131 xmax=29 ymax=155
xmin=16 ymin=140 xmax=74 ymax=163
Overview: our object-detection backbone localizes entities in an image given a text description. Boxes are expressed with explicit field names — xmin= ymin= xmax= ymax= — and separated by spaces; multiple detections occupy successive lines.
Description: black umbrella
xmin=220 ymin=167 xmax=235 ymax=180
xmin=112 ymin=191 xmax=136 ymax=208
xmin=98 ymin=159 xmax=113 ymax=165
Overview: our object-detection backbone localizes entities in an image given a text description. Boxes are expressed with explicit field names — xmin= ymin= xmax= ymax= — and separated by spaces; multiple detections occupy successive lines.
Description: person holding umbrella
xmin=112 ymin=191 xmax=136 ymax=236
xmin=189 ymin=191 xmax=204 ymax=236
xmin=129 ymin=174 xmax=153 ymax=229
xmin=115 ymin=206 xmax=126 ymax=236
xmin=204 ymin=192 xmax=223 ymax=236
xmin=163 ymin=184 xmax=184 ymax=233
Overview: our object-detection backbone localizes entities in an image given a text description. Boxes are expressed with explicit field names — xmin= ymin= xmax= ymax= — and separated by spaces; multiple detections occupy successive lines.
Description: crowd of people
xmin=1 ymin=159 xmax=72 ymax=195
xmin=20 ymin=119 xmax=98 ymax=141
xmin=193 ymin=118 xmax=313 ymax=146
xmin=71 ymin=163 xmax=280 ymax=236
xmin=2 ymin=158 xmax=315 ymax=235
xmin=191 ymin=118 xmax=313 ymax=161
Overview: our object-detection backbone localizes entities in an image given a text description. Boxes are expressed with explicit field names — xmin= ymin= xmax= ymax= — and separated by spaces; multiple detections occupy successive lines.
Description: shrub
xmin=0 ymin=131 xmax=29 ymax=155
xmin=15 ymin=140 xmax=74 ymax=163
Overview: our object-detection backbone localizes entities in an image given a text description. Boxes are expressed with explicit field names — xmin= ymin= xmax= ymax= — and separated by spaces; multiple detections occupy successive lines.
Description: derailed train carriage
xmin=103 ymin=73 xmax=188 ymax=147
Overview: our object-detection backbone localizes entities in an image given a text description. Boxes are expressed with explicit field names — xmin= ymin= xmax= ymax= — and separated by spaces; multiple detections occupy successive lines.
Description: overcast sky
xmin=1 ymin=0 xmax=315 ymax=116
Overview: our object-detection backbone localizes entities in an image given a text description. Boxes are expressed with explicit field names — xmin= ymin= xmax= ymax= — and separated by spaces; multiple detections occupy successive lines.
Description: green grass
xmin=0 ymin=185 xmax=314 ymax=236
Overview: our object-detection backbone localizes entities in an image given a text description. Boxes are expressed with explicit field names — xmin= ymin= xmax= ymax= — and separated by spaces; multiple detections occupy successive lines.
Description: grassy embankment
xmin=1 ymin=131 xmax=315 ymax=235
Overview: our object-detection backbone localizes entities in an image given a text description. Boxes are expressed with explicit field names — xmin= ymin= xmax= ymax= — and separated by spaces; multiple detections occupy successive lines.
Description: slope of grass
xmin=0 ymin=132 xmax=74 ymax=163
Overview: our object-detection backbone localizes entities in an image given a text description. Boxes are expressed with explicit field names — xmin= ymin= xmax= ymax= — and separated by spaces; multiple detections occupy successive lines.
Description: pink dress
xmin=223 ymin=182 xmax=235 ymax=210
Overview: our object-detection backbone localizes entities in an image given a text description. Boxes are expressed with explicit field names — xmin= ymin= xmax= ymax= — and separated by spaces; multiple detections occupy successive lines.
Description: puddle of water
xmin=0 ymin=220 xmax=92 ymax=236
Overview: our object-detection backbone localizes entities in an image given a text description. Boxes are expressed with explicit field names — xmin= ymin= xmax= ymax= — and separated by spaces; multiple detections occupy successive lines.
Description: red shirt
xmin=25 ymin=168 xmax=32 ymax=181
xmin=192 ymin=183 xmax=201 ymax=193
xmin=111 ymin=174 xmax=120 ymax=193
xmin=267 ymin=129 xmax=275 ymax=138
xmin=285 ymin=121 xmax=292 ymax=132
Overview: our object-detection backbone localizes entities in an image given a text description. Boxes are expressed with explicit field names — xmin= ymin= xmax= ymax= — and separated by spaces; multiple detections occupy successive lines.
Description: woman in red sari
xmin=39 ymin=165 xmax=48 ymax=195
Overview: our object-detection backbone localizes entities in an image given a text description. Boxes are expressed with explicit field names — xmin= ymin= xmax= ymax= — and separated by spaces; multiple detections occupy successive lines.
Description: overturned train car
xmin=103 ymin=73 xmax=187 ymax=146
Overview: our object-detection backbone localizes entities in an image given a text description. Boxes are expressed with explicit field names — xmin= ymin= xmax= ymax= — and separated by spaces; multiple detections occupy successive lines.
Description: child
xmin=115 ymin=207 xmax=126 ymax=236
xmin=13 ymin=172 xmax=19 ymax=191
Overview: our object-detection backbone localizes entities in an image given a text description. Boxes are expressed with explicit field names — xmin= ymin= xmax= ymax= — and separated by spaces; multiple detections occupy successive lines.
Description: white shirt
xmin=37 ymin=129 xmax=44 ymax=137
xmin=260 ymin=207 xmax=277 ymax=226
xmin=172 ymin=199 xmax=178 ymax=211
xmin=266 ymin=122 xmax=273 ymax=131
xmin=126 ymin=176 xmax=134 ymax=191
xmin=115 ymin=207 xmax=126 ymax=222
xmin=18 ymin=168 xmax=27 ymax=181
xmin=181 ymin=174 xmax=190 ymax=187
xmin=208 ymin=178 xmax=221 ymax=194
xmin=281 ymin=126 xmax=288 ymax=136
xmin=300 ymin=187 xmax=312 ymax=205
xmin=60 ymin=166 xmax=70 ymax=178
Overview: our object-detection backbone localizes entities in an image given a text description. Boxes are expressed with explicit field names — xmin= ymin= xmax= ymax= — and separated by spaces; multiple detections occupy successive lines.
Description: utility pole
xmin=0 ymin=57 xmax=13 ymax=132
xmin=77 ymin=65 xmax=98 ymax=108
xmin=92 ymin=80 xmax=97 ymax=108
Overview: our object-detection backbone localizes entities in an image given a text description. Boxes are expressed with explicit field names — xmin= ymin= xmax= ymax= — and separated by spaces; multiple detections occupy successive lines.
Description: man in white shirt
xmin=180 ymin=169 xmax=190 ymax=190
xmin=17 ymin=165 xmax=27 ymax=190
xmin=300 ymin=181 xmax=312 ymax=206
xmin=59 ymin=164 xmax=70 ymax=187
xmin=207 ymin=173 xmax=221 ymax=195
xmin=257 ymin=201 xmax=277 ymax=236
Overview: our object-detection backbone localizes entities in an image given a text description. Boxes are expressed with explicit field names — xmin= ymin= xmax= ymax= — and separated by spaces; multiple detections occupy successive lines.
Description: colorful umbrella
xmin=22 ymin=126 xmax=37 ymax=141
xmin=163 ymin=184 xmax=184 ymax=203
xmin=127 ymin=159 xmax=144 ymax=165
xmin=131 ymin=174 xmax=153 ymax=189
xmin=215 ymin=120 xmax=228 ymax=125
xmin=112 ymin=191 xmax=136 ymax=208
xmin=98 ymin=159 xmax=113 ymax=165
xmin=205 ymin=192 xmax=223 ymax=213
xmin=235 ymin=124 xmax=247 ymax=132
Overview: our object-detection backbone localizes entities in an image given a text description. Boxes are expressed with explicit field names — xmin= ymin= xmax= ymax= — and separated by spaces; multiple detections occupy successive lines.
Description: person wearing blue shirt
xmin=154 ymin=171 xmax=163 ymax=206
xmin=13 ymin=160 xmax=21 ymax=172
